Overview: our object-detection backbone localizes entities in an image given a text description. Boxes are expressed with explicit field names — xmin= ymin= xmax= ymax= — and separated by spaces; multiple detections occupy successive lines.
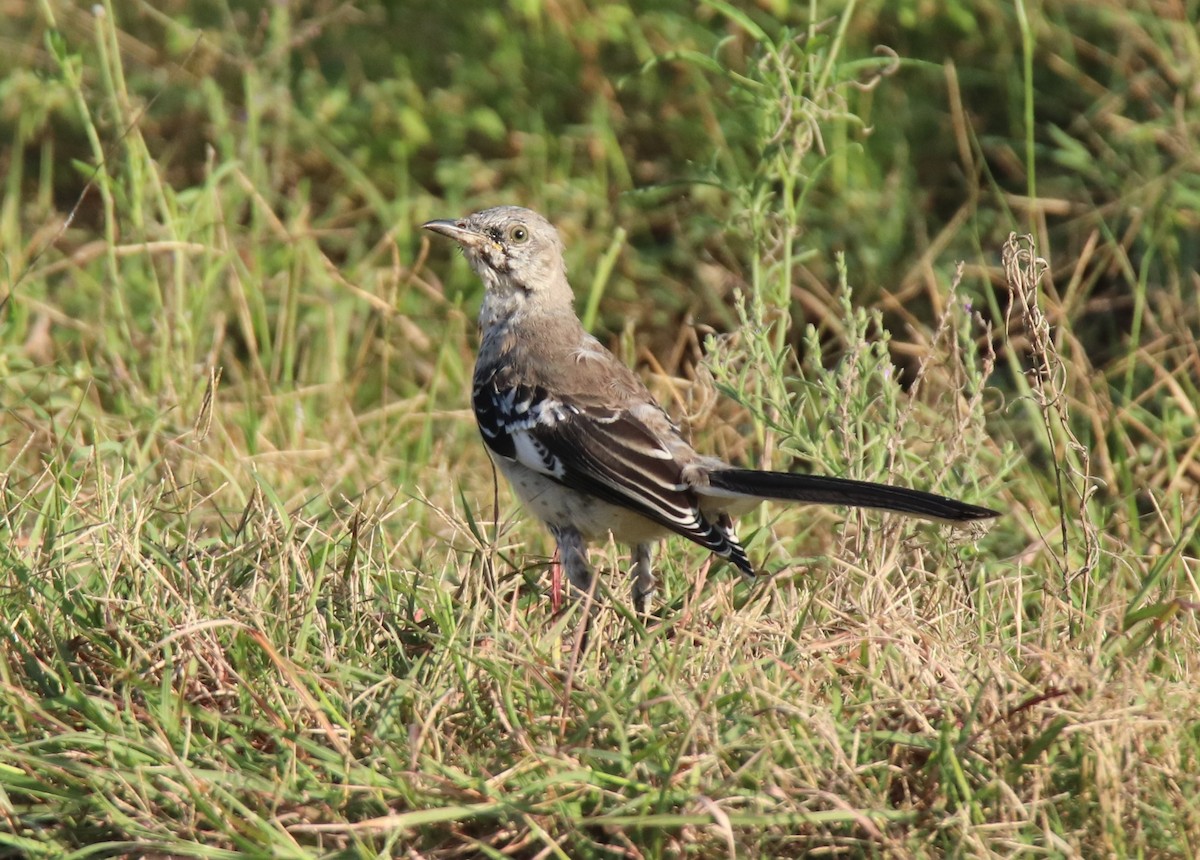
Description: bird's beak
xmin=422 ymin=219 xmax=486 ymax=249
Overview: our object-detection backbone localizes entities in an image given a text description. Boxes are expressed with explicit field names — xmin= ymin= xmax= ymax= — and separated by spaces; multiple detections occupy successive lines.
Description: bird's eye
xmin=510 ymin=225 xmax=529 ymax=243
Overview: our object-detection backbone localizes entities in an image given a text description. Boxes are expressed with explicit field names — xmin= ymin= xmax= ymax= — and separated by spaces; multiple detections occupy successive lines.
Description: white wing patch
xmin=535 ymin=399 xmax=575 ymax=427
xmin=488 ymin=392 xmax=577 ymax=479
xmin=511 ymin=429 xmax=566 ymax=479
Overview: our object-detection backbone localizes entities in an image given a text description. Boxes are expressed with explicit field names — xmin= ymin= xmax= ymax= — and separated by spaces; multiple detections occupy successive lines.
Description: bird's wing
xmin=473 ymin=367 xmax=752 ymax=572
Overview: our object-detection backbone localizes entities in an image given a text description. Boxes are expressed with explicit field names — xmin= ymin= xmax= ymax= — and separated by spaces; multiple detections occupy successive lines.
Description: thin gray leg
xmin=631 ymin=542 xmax=655 ymax=615
xmin=551 ymin=526 xmax=594 ymax=597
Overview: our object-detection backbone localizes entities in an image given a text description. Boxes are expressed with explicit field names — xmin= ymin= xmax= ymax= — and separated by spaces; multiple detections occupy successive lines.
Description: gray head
xmin=422 ymin=207 xmax=572 ymax=316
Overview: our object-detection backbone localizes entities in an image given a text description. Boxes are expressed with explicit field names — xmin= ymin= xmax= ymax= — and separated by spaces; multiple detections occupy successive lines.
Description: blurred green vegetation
xmin=5 ymin=0 xmax=1195 ymax=379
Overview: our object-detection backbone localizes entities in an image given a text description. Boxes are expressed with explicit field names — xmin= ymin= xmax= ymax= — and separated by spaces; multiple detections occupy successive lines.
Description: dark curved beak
xmin=422 ymin=219 xmax=486 ymax=249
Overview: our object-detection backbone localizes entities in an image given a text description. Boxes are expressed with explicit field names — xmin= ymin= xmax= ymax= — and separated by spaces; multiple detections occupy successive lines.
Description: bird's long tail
xmin=705 ymin=469 xmax=998 ymax=523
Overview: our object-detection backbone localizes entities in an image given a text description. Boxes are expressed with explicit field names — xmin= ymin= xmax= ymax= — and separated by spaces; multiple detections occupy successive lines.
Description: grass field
xmin=2 ymin=0 xmax=1199 ymax=856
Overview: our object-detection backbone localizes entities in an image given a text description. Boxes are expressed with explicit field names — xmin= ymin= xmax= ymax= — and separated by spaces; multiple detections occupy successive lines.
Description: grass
xmin=2 ymin=0 xmax=1199 ymax=856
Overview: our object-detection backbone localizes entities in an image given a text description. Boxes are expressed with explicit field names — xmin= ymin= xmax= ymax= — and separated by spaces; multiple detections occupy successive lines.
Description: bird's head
xmin=422 ymin=206 xmax=569 ymax=302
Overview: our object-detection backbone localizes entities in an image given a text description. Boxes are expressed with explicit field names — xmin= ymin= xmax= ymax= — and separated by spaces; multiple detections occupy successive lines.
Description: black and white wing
xmin=472 ymin=365 xmax=754 ymax=576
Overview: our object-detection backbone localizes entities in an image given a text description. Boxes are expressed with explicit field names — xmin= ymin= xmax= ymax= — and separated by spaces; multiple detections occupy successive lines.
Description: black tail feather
xmin=708 ymin=469 xmax=998 ymax=522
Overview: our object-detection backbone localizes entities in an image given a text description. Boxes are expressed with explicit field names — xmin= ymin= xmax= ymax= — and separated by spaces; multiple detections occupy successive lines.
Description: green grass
xmin=2 ymin=0 xmax=1199 ymax=856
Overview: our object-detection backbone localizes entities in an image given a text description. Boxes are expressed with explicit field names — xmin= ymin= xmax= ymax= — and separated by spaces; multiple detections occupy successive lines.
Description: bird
xmin=422 ymin=205 xmax=998 ymax=612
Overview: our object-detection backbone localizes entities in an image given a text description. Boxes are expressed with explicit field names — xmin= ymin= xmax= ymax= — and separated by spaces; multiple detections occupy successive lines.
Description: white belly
xmin=493 ymin=455 xmax=669 ymax=545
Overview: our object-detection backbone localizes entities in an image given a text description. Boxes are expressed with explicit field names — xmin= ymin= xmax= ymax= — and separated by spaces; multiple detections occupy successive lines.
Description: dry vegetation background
xmin=1 ymin=0 xmax=1198 ymax=856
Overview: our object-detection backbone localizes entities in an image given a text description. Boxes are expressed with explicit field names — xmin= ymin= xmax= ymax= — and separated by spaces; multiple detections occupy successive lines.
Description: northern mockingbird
xmin=423 ymin=206 xmax=997 ymax=611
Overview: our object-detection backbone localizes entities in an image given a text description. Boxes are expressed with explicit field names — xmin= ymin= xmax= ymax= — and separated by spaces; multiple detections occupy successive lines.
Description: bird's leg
xmin=549 ymin=546 xmax=563 ymax=612
xmin=551 ymin=526 xmax=594 ymax=599
xmin=631 ymin=542 xmax=655 ymax=616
